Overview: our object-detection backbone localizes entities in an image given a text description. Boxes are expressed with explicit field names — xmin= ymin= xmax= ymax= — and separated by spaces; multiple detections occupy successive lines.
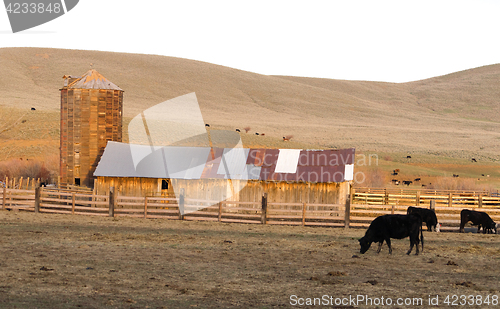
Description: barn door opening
xmin=162 ymin=179 xmax=169 ymax=190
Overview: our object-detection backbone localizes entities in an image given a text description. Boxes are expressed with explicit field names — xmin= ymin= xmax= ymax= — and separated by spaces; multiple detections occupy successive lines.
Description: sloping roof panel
xmin=95 ymin=142 xmax=355 ymax=183
xmin=67 ymin=69 xmax=123 ymax=91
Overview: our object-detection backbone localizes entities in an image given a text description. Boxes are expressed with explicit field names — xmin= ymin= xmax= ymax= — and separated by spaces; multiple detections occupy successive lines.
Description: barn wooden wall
xmin=60 ymin=88 xmax=123 ymax=188
xmin=96 ymin=177 xmax=349 ymax=205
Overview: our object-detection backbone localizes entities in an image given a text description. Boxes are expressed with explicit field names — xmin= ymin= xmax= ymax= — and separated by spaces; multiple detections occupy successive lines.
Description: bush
xmin=0 ymin=155 xmax=58 ymax=184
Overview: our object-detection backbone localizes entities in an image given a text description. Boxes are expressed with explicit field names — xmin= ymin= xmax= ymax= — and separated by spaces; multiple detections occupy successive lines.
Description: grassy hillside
xmin=0 ymin=47 xmax=499 ymax=189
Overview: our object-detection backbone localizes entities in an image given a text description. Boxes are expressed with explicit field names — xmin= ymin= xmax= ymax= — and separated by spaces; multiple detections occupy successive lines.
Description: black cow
xmin=407 ymin=206 xmax=438 ymax=232
xmin=359 ymin=214 xmax=424 ymax=255
xmin=460 ymin=209 xmax=497 ymax=234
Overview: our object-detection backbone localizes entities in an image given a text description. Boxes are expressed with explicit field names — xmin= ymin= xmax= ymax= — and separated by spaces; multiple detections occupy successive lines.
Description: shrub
xmin=0 ymin=155 xmax=58 ymax=184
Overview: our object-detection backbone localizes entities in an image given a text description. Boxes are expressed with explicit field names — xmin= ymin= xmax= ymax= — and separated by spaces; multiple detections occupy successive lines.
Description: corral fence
xmin=2 ymin=185 xmax=500 ymax=232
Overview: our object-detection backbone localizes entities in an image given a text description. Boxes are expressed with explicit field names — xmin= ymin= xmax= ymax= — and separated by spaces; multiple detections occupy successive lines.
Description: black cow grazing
xmin=407 ymin=206 xmax=438 ymax=232
xmin=472 ymin=158 xmax=477 ymax=162
xmin=235 ymin=129 xmax=241 ymax=132
xmin=406 ymin=155 xmax=412 ymax=159
xmin=359 ymin=214 xmax=423 ymax=255
xmin=402 ymin=180 xmax=413 ymax=186
xmin=31 ymin=107 xmax=36 ymax=111
xmin=205 ymin=124 xmax=210 ymax=127
xmin=453 ymin=174 xmax=459 ymax=178
xmin=460 ymin=209 xmax=497 ymax=234
xmin=414 ymin=178 xmax=421 ymax=182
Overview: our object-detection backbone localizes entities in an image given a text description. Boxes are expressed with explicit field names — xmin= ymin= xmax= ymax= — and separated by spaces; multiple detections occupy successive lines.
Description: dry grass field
xmin=1 ymin=211 xmax=500 ymax=308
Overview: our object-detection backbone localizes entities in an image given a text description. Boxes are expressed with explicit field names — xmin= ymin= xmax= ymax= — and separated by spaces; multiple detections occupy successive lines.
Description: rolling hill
xmin=0 ymin=47 xmax=499 ymax=188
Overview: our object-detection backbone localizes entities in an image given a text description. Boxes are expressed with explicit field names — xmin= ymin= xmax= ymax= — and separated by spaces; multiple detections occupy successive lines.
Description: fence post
xmin=478 ymin=194 xmax=483 ymax=208
xmin=448 ymin=193 xmax=452 ymax=207
xmin=430 ymin=200 xmax=436 ymax=211
xmin=302 ymin=203 xmax=306 ymax=226
xmin=416 ymin=190 xmax=420 ymax=206
xmin=144 ymin=196 xmax=148 ymax=219
xmin=72 ymin=192 xmax=76 ymax=214
xmin=344 ymin=191 xmax=351 ymax=229
xmin=179 ymin=188 xmax=185 ymax=220
xmin=109 ymin=187 xmax=115 ymax=217
xmin=218 ymin=201 xmax=222 ymax=222
xmin=34 ymin=186 xmax=41 ymax=213
xmin=261 ymin=193 xmax=267 ymax=224
xmin=2 ymin=184 xmax=6 ymax=210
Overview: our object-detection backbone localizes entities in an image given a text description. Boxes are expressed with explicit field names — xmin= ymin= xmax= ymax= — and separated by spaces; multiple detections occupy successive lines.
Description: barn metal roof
xmin=66 ymin=69 xmax=123 ymax=91
xmin=94 ymin=142 xmax=355 ymax=183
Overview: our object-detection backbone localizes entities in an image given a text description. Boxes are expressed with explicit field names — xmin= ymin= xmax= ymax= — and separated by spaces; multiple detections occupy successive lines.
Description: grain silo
xmin=60 ymin=69 xmax=124 ymax=188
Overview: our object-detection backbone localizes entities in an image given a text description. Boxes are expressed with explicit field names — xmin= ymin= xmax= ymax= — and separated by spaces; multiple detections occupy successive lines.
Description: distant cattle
xmin=235 ymin=129 xmax=241 ymax=132
xmin=472 ymin=158 xmax=477 ymax=162
xmin=460 ymin=209 xmax=497 ymax=234
xmin=31 ymin=107 xmax=36 ymax=111
xmin=453 ymin=174 xmax=459 ymax=178
xmin=414 ymin=178 xmax=421 ymax=182
xmin=402 ymin=180 xmax=413 ymax=186
xmin=407 ymin=206 xmax=438 ymax=232
xmin=406 ymin=155 xmax=412 ymax=159
xmin=359 ymin=214 xmax=423 ymax=255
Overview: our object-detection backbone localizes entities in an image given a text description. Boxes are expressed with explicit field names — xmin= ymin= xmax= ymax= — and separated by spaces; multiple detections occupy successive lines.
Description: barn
xmin=93 ymin=141 xmax=355 ymax=205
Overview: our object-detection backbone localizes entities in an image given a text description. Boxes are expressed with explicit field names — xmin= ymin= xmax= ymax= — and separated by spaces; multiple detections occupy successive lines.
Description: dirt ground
xmin=1 ymin=211 xmax=500 ymax=309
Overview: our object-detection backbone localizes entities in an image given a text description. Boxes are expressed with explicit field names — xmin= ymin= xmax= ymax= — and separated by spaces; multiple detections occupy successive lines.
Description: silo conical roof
xmin=67 ymin=69 xmax=123 ymax=91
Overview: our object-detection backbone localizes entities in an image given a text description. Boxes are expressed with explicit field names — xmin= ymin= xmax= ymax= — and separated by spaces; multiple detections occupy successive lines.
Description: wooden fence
xmin=2 ymin=186 xmax=500 ymax=232
xmin=353 ymin=187 xmax=499 ymax=208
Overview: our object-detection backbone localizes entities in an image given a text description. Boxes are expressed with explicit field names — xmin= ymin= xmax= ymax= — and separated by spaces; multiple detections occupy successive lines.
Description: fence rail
xmin=2 ymin=186 xmax=500 ymax=232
